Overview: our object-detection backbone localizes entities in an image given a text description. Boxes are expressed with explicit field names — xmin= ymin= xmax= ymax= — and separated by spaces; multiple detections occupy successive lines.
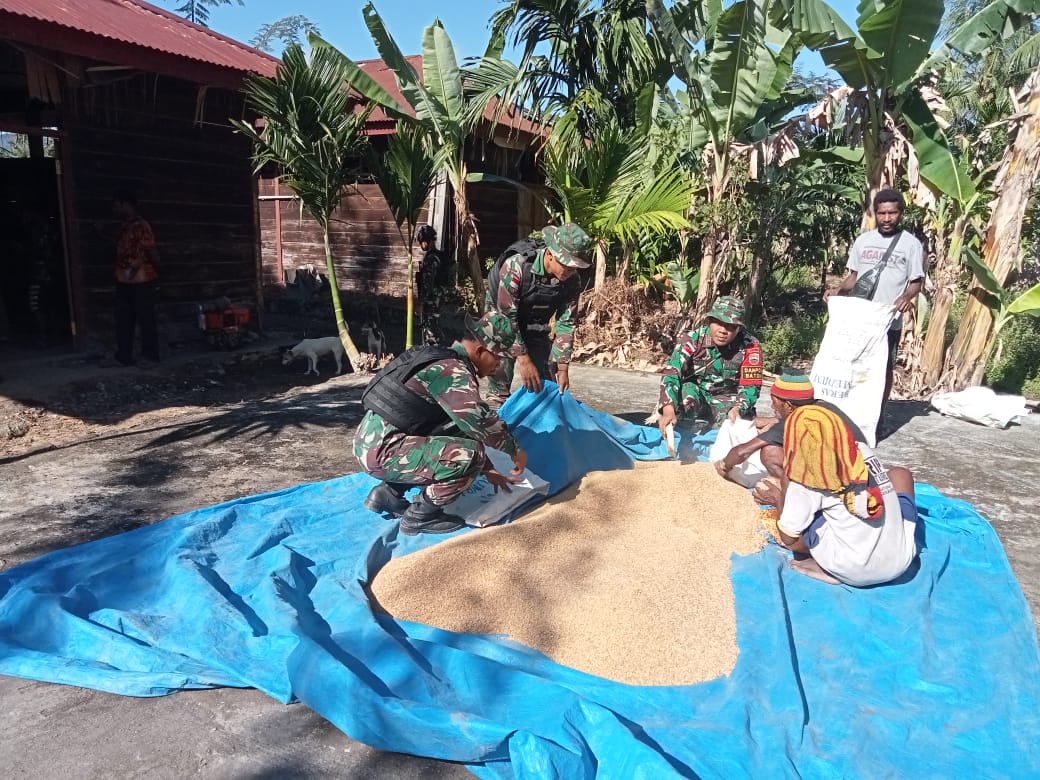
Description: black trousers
xmin=114 ymin=282 xmax=159 ymax=363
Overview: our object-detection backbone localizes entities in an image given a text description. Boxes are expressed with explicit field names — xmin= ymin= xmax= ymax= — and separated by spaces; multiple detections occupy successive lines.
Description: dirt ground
xmin=1 ymin=339 xmax=1038 ymax=778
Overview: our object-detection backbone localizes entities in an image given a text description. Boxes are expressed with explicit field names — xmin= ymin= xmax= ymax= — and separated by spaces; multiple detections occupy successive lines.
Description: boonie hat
xmin=705 ymin=295 xmax=745 ymax=327
xmin=771 ymin=368 xmax=815 ymax=402
xmin=542 ymin=223 xmax=592 ymax=269
xmin=466 ymin=311 xmax=515 ymax=357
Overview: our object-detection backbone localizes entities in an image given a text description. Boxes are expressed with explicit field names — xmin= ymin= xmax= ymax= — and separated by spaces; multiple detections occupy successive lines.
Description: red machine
xmin=197 ymin=299 xmax=252 ymax=349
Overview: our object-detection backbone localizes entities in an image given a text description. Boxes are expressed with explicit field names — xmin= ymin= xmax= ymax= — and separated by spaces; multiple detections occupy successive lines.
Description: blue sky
xmin=192 ymin=0 xmax=862 ymax=73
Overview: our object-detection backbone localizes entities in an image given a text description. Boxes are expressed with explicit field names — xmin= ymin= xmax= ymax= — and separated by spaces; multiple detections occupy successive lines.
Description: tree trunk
xmin=941 ymin=67 xmax=1040 ymax=391
xmin=405 ymin=246 xmax=415 ymax=350
xmin=323 ymin=228 xmax=362 ymax=370
xmin=617 ymin=242 xmax=633 ymax=282
xmin=454 ymin=184 xmax=486 ymax=309
xmin=694 ymin=224 xmax=718 ymax=320
xmin=919 ymin=281 xmax=955 ymax=387
xmin=744 ymin=248 xmax=769 ymax=319
xmin=594 ymin=240 xmax=607 ymax=290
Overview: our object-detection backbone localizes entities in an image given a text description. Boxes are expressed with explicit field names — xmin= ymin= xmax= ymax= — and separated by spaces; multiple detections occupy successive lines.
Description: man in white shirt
xmin=825 ymin=189 xmax=925 ymax=437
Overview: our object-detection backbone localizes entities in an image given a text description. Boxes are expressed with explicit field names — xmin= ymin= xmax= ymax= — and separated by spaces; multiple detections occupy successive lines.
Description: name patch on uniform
xmin=739 ymin=345 xmax=763 ymax=385
xmin=740 ymin=365 xmax=763 ymax=384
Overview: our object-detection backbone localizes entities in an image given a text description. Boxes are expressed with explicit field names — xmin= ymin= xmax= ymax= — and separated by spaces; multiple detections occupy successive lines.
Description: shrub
xmin=985 ymin=315 xmax=1040 ymax=398
xmin=757 ymin=314 xmax=827 ymax=373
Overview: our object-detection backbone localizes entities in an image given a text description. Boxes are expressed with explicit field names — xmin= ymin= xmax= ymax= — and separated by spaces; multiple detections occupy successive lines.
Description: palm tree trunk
xmin=594 ymin=241 xmax=607 ymax=290
xmin=941 ymin=67 xmax=1040 ymax=391
xmin=406 ymin=247 xmax=416 ymax=349
xmin=323 ymin=228 xmax=362 ymax=370
xmin=617 ymin=242 xmax=633 ymax=281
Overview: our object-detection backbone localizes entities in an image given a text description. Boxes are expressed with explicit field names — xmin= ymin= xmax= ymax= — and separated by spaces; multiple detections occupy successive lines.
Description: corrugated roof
xmin=0 ymin=0 xmax=278 ymax=81
xmin=355 ymin=55 xmax=543 ymax=140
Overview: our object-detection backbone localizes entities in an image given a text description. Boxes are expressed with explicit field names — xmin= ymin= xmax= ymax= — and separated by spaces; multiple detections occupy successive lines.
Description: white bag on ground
xmin=930 ymin=387 xmax=1029 ymax=429
xmin=449 ymin=447 xmax=551 ymax=528
xmin=709 ymin=418 xmax=767 ymax=488
xmin=810 ymin=297 xmax=895 ymax=447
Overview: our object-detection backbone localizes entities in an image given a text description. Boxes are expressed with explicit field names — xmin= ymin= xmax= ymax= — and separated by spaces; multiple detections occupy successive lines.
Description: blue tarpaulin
xmin=1 ymin=385 xmax=1038 ymax=777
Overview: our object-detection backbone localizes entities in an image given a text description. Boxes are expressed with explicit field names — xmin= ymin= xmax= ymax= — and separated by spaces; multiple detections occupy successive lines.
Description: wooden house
xmin=0 ymin=0 xmax=277 ymax=353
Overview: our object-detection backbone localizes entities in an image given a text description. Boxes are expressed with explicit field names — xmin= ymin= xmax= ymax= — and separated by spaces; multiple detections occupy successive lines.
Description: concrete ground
xmin=1 ymin=359 xmax=1037 ymax=778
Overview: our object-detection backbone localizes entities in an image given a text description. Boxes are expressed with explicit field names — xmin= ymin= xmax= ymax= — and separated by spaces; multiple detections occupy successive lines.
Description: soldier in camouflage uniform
xmin=415 ymin=225 xmax=460 ymax=344
xmin=354 ymin=310 xmax=529 ymax=535
xmin=656 ymin=296 xmax=763 ymax=436
xmin=484 ymin=222 xmax=592 ymax=406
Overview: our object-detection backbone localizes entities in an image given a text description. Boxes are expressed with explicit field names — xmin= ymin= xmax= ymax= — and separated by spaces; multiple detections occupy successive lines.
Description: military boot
xmin=399 ymin=490 xmax=466 ymax=536
xmin=364 ymin=482 xmax=412 ymax=516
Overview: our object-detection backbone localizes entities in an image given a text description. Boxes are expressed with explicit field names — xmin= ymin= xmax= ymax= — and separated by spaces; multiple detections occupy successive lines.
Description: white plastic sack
xmin=708 ymin=418 xmax=767 ymax=488
xmin=450 ymin=447 xmax=551 ymax=528
xmin=930 ymin=386 xmax=1029 ymax=429
xmin=809 ymin=297 xmax=895 ymax=447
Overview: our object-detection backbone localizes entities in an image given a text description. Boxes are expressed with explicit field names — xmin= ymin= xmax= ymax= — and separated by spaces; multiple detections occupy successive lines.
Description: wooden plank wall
xmin=67 ymin=74 xmax=259 ymax=341
xmin=259 ymin=137 xmax=549 ymax=292
xmin=258 ymin=179 xmax=424 ymax=296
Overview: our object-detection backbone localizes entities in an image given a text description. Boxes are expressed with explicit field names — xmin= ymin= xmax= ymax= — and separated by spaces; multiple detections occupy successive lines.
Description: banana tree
xmin=366 ymin=121 xmax=439 ymax=349
xmin=942 ymin=63 xmax=1040 ymax=389
xmin=231 ymin=44 xmax=373 ymax=371
xmin=957 ymin=251 xmax=1040 ymax=363
xmin=646 ymin=0 xmax=845 ymax=316
xmin=310 ymin=3 xmax=514 ymax=304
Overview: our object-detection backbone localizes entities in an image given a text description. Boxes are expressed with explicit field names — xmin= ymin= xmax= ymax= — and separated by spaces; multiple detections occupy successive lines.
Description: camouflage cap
xmin=466 ymin=311 xmax=515 ymax=357
xmin=542 ymin=223 xmax=593 ymax=268
xmin=705 ymin=295 xmax=745 ymax=327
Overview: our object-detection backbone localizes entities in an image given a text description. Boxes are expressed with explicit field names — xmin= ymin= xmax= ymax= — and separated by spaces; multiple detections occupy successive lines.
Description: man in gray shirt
xmin=825 ymin=189 xmax=925 ymax=437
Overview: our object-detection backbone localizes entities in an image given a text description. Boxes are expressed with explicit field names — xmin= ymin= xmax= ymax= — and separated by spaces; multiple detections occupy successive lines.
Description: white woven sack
xmin=809 ymin=297 xmax=895 ymax=447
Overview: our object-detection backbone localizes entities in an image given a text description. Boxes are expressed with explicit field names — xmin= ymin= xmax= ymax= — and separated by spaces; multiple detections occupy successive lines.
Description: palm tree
xmin=489 ymin=0 xmax=670 ymax=127
xmin=539 ymin=104 xmax=693 ymax=287
xmin=232 ymin=44 xmax=373 ymax=371
xmin=311 ymin=3 xmax=520 ymax=304
xmin=366 ymin=121 xmax=439 ymax=348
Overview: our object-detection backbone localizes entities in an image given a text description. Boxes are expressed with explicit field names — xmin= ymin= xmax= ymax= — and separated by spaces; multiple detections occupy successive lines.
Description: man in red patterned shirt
xmin=111 ymin=191 xmax=160 ymax=366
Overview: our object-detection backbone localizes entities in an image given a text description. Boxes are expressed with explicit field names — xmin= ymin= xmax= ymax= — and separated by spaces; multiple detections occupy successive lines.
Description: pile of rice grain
xmin=369 ymin=460 xmax=766 ymax=686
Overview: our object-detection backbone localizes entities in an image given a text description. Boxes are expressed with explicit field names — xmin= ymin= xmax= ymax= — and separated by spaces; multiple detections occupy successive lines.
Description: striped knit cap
xmin=771 ymin=368 xmax=814 ymax=402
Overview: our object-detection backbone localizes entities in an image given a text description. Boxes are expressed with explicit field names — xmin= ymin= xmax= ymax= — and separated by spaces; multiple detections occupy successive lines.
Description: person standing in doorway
xmin=415 ymin=224 xmax=459 ymax=345
xmin=111 ymin=191 xmax=160 ymax=366
xmin=825 ymin=189 xmax=924 ymax=436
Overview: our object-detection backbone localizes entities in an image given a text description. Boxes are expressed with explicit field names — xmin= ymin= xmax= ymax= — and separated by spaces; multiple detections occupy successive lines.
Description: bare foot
xmin=790 ymin=555 xmax=843 ymax=585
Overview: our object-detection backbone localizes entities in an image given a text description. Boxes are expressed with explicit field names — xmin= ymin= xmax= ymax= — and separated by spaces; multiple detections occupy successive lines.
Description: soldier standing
xmin=484 ymin=222 xmax=592 ymax=406
xmin=656 ymin=295 xmax=763 ymax=436
xmin=415 ymin=224 xmax=459 ymax=344
xmin=354 ymin=311 xmax=528 ymax=536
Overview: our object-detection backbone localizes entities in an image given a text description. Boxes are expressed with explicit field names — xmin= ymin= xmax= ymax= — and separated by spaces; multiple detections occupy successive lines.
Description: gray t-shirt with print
xmin=847 ymin=229 xmax=925 ymax=329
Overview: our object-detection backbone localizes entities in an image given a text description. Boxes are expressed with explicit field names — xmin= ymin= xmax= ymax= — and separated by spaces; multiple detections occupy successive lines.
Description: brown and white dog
xmin=281 ymin=336 xmax=344 ymax=376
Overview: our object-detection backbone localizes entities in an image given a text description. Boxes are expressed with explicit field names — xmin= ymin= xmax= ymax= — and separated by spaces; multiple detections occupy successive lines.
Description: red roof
xmin=355 ymin=55 xmax=542 ymax=141
xmin=0 ymin=0 xmax=278 ymax=89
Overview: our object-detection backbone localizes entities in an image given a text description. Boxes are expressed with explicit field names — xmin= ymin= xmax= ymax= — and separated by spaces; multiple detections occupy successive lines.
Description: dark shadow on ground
xmin=141 ymin=388 xmax=365 ymax=449
xmin=879 ymin=399 xmax=931 ymax=441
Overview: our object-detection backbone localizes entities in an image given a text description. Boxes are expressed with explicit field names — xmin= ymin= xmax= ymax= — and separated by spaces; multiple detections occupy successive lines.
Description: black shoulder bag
xmin=851 ymin=230 xmax=902 ymax=301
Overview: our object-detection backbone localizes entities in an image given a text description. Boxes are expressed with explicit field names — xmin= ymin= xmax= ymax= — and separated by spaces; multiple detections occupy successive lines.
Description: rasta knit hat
xmin=771 ymin=368 xmax=815 ymax=402
xmin=466 ymin=311 xmax=515 ymax=357
xmin=705 ymin=295 xmax=745 ymax=327
xmin=542 ymin=223 xmax=593 ymax=268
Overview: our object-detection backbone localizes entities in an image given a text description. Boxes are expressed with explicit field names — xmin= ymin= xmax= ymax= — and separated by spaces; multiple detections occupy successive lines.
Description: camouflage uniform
xmin=354 ymin=314 xmax=518 ymax=506
xmin=484 ymin=223 xmax=592 ymax=403
xmin=417 ymin=247 xmax=461 ymax=344
xmin=658 ymin=296 xmax=763 ymax=426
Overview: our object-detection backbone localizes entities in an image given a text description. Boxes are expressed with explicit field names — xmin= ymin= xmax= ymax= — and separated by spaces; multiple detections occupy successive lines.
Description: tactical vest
xmin=487 ymin=239 xmax=579 ymax=334
xmin=361 ymin=345 xmax=467 ymax=434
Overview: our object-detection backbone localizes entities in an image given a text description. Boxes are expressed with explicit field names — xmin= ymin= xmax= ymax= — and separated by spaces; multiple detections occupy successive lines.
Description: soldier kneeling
xmin=354 ymin=312 xmax=529 ymax=535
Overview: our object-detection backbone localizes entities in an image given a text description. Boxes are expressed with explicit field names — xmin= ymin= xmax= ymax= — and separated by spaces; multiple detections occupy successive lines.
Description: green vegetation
xmin=757 ymin=314 xmax=827 ymax=374
xmin=985 ymin=313 xmax=1040 ymax=398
